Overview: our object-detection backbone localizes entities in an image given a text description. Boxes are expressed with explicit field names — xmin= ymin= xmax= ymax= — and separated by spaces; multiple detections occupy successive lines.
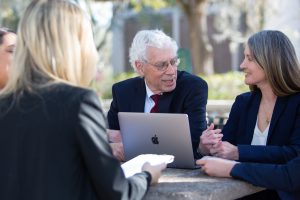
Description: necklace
xmin=265 ymin=118 xmax=270 ymax=125
xmin=261 ymin=103 xmax=271 ymax=125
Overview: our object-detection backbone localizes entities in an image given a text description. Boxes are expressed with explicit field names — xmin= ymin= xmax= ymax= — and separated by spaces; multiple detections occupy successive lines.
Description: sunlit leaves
xmin=129 ymin=0 xmax=175 ymax=12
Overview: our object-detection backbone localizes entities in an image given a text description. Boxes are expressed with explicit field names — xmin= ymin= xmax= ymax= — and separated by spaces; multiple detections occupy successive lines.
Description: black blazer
xmin=0 ymin=84 xmax=150 ymax=200
xmin=222 ymin=91 xmax=300 ymax=163
xmin=107 ymin=71 xmax=208 ymax=157
xmin=231 ymin=156 xmax=300 ymax=199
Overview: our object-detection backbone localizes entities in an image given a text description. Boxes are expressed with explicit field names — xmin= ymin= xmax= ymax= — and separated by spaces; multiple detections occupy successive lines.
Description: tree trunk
xmin=188 ymin=13 xmax=204 ymax=74
xmin=178 ymin=0 xmax=213 ymax=75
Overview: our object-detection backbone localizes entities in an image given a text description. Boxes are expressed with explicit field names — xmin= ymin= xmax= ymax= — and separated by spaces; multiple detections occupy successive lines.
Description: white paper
xmin=121 ymin=154 xmax=174 ymax=178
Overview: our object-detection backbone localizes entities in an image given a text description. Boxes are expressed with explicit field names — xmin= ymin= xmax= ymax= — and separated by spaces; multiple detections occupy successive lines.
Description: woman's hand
xmin=142 ymin=162 xmax=167 ymax=185
xmin=196 ymin=156 xmax=238 ymax=178
xmin=210 ymin=141 xmax=239 ymax=160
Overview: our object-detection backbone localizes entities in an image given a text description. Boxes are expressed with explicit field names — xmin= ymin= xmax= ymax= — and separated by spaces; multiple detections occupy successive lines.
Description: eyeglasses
xmin=143 ymin=57 xmax=180 ymax=71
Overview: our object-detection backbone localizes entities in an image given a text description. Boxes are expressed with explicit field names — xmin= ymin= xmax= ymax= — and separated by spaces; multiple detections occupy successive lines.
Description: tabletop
xmin=144 ymin=168 xmax=264 ymax=200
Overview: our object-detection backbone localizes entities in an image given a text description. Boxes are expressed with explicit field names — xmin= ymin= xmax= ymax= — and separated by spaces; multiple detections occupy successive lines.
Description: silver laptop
xmin=118 ymin=112 xmax=199 ymax=169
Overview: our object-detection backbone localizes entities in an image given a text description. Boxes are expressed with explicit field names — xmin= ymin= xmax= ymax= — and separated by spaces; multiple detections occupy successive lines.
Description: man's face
xmin=137 ymin=46 xmax=178 ymax=94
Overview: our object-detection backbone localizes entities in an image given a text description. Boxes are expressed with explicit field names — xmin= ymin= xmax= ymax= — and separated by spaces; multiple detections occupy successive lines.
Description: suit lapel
xmin=158 ymin=91 xmax=174 ymax=113
xmin=158 ymin=70 xmax=181 ymax=113
xmin=244 ymin=92 xmax=261 ymax=143
xmin=267 ymin=96 xmax=287 ymax=141
xmin=131 ymin=78 xmax=146 ymax=112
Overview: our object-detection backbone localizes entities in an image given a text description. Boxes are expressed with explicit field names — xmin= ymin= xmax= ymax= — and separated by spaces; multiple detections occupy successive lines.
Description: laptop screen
xmin=118 ymin=112 xmax=198 ymax=169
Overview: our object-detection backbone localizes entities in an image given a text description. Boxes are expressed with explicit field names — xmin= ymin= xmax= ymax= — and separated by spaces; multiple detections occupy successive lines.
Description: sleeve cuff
xmin=143 ymin=171 xmax=152 ymax=188
xmin=230 ymin=163 xmax=242 ymax=178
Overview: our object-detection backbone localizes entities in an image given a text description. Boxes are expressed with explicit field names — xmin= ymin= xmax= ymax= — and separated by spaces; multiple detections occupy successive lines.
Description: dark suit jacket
xmin=222 ymin=91 xmax=300 ymax=163
xmin=0 ymin=84 xmax=150 ymax=200
xmin=107 ymin=71 xmax=208 ymax=158
xmin=231 ymin=156 xmax=300 ymax=200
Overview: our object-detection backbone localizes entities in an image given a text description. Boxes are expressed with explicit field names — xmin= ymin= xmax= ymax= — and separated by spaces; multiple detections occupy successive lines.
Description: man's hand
xmin=110 ymin=142 xmax=125 ymax=161
xmin=107 ymin=129 xmax=122 ymax=143
xmin=199 ymin=123 xmax=223 ymax=155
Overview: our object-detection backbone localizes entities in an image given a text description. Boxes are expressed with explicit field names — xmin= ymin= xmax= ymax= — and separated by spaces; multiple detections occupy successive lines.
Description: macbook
xmin=118 ymin=112 xmax=199 ymax=169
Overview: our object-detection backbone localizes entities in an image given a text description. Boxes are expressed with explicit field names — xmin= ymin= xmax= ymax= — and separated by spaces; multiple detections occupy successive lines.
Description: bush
xmin=90 ymin=71 xmax=138 ymax=99
xmin=201 ymin=71 xmax=249 ymax=99
xmin=91 ymin=71 xmax=249 ymax=100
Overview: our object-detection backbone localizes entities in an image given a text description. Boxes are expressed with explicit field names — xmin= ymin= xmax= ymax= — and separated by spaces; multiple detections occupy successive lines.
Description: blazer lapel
xmin=131 ymin=78 xmax=146 ymax=112
xmin=157 ymin=71 xmax=182 ymax=113
xmin=267 ymin=96 xmax=287 ymax=141
xmin=244 ymin=92 xmax=261 ymax=143
xmin=158 ymin=91 xmax=174 ymax=113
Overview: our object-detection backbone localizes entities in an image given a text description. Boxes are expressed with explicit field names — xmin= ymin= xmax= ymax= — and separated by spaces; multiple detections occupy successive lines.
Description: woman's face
xmin=0 ymin=32 xmax=16 ymax=88
xmin=240 ymin=45 xmax=267 ymax=87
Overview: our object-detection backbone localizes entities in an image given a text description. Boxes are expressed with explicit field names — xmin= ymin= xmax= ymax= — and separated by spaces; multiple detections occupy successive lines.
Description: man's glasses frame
xmin=142 ymin=57 xmax=180 ymax=71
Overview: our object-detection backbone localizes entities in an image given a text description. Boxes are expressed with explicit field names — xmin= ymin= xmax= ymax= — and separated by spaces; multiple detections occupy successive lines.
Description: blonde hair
xmin=0 ymin=0 xmax=98 ymax=97
xmin=248 ymin=30 xmax=300 ymax=96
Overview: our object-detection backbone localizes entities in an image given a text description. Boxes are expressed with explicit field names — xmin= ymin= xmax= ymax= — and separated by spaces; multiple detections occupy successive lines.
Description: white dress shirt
xmin=144 ymin=81 xmax=156 ymax=113
xmin=251 ymin=118 xmax=270 ymax=145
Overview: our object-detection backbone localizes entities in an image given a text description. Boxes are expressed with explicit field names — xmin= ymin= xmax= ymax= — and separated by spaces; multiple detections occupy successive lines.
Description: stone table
xmin=144 ymin=168 xmax=264 ymax=200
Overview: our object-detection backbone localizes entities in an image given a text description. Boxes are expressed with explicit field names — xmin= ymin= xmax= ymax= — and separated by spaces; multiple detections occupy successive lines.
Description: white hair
xmin=129 ymin=29 xmax=178 ymax=71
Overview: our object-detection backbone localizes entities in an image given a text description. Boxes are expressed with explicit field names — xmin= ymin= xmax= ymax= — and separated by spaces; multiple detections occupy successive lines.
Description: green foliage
xmin=129 ymin=0 xmax=175 ymax=11
xmin=91 ymin=71 xmax=138 ymax=99
xmin=92 ymin=71 xmax=249 ymax=100
xmin=0 ymin=8 xmax=19 ymax=31
xmin=201 ymin=71 xmax=249 ymax=99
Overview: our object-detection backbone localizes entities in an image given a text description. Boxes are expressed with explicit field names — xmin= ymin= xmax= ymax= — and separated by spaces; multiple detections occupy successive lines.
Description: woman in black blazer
xmin=199 ymin=30 xmax=300 ymax=163
xmin=0 ymin=1 xmax=165 ymax=200
xmin=198 ymin=30 xmax=300 ymax=199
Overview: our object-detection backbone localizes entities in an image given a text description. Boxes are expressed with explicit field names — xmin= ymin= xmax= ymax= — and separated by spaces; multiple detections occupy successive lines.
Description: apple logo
xmin=151 ymin=134 xmax=159 ymax=144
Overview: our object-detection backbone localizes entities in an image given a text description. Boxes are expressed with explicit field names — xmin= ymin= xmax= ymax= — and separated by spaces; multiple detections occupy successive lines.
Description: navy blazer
xmin=222 ymin=91 xmax=300 ymax=163
xmin=231 ymin=156 xmax=300 ymax=200
xmin=107 ymin=71 xmax=208 ymax=158
xmin=0 ymin=84 xmax=150 ymax=200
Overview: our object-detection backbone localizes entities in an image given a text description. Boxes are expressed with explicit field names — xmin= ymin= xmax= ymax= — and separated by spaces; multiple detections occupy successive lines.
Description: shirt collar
xmin=144 ymin=80 xmax=163 ymax=98
xmin=145 ymin=80 xmax=155 ymax=99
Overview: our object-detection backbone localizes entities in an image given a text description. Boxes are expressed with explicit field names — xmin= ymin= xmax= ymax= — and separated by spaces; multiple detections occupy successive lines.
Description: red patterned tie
xmin=150 ymin=94 xmax=160 ymax=113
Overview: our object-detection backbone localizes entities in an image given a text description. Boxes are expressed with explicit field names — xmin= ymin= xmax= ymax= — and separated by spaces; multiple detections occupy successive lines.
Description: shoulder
xmin=112 ymin=76 xmax=143 ymax=91
xmin=286 ymin=92 xmax=300 ymax=101
xmin=231 ymin=91 xmax=258 ymax=109
xmin=176 ymin=71 xmax=207 ymax=89
xmin=281 ymin=92 xmax=300 ymax=110
xmin=44 ymin=83 xmax=95 ymax=98
xmin=235 ymin=91 xmax=259 ymax=102
xmin=40 ymin=83 xmax=100 ymax=108
xmin=44 ymin=84 xmax=105 ymax=121
xmin=0 ymin=83 xmax=102 ymax=120
xmin=235 ymin=91 xmax=252 ymax=100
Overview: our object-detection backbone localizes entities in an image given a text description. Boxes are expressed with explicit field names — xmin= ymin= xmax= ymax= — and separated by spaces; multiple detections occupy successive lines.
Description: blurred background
xmin=1 ymin=0 xmax=300 ymax=102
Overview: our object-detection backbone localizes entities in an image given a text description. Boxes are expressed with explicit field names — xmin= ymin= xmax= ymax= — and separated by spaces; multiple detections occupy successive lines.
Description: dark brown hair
xmin=248 ymin=30 xmax=300 ymax=96
xmin=0 ymin=27 xmax=15 ymax=45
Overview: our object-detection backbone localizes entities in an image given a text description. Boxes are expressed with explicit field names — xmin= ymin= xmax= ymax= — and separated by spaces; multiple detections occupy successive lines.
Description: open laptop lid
xmin=118 ymin=112 xmax=198 ymax=169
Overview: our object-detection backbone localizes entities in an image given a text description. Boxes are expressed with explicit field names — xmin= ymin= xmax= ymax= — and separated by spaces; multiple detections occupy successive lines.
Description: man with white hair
xmin=107 ymin=29 xmax=208 ymax=161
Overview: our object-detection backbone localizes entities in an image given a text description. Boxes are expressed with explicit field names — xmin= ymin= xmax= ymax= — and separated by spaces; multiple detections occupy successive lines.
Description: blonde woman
xmin=0 ymin=0 xmax=165 ymax=199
